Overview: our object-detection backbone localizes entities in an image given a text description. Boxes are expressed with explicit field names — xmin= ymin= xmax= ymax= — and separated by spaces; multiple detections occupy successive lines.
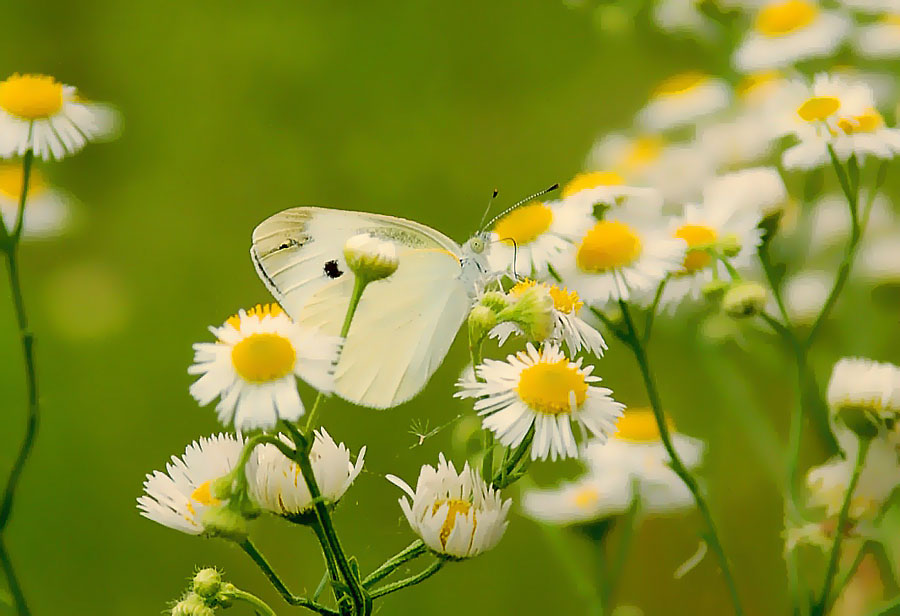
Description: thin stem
xmin=832 ymin=540 xmax=873 ymax=601
xmin=362 ymin=541 xmax=426 ymax=588
xmin=225 ymin=587 xmax=279 ymax=616
xmin=310 ymin=517 xmax=350 ymax=612
xmin=812 ymin=437 xmax=871 ymax=616
xmin=589 ymin=306 xmax=628 ymax=345
xmin=368 ymin=560 xmax=444 ymax=599
xmin=239 ymin=539 xmax=336 ymax=613
xmin=0 ymin=538 xmax=27 ymax=616
xmin=758 ymin=242 xmax=793 ymax=330
xmin=618 ymin=299 xmax=744 ymax=616
xmin=11 ymin=151 xmax=33 ymax=242
xmin=492 ymin=424 xmax=535 ymax=489
xmin=642 ymin=278 xmax=667 ymax=346
xmin=604 ymin=496 xmax=639 ymax=606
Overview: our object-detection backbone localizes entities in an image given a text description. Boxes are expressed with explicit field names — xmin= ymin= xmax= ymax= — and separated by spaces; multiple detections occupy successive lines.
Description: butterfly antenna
xmin=481 ymin=183 xmax=560 ymax=233
xmin=477 ymin=188 xmax=500 ymax=232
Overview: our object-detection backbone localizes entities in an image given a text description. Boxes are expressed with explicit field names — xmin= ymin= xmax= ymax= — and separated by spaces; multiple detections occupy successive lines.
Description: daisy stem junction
xmin=616 ymin=299 xmax=745 ymax=616
xmin=0 ymin=148 xmax=37 ymax=616
xmin=221 ymin=586 xmax=279 ymax=616
xmin=361 ymin=541 xmax=427 ymax=588
xmin=239 ymin=539 xmax=338 ymax=614
xmin=367 ymin=559 xmax=444 ymax=599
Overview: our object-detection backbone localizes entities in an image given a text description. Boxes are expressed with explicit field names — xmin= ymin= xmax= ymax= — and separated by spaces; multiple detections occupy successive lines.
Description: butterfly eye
xmin=470 ymin=238 xmax=485 ymax=254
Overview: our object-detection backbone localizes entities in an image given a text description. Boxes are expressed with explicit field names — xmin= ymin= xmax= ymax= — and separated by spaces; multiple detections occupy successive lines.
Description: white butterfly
xmin=250 ymin=207 xmax=494 ymax=409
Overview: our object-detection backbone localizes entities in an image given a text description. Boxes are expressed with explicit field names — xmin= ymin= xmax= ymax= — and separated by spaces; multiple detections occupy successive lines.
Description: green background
xmin=1 ymin=1 xmax=898 ymax=614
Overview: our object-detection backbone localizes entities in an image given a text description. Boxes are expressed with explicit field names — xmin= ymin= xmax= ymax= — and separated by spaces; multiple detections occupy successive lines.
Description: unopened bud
xmin=497 ymin=285 xmax=554 ymax=341
xmin=719 ymin=234 xmax=741 ymax=258
xmin=192 ymin=568 xmax=223 ymax=599
xmin=467 ymin=305 xmax=498 ymax=343
xmin=201 ymin=504 xmax=248 ymax=542
xmin=479 ymin=291 xmax=509 ymax=313
xmin=723 ymin=281 xmax=767 ymax=318
xmin=701 ymin=279 xmax=729 ymax=302
xmin=172 ymin=593 xmax=214 ymax=616
xmin=343 ymin=234 xmax=399 ymax=282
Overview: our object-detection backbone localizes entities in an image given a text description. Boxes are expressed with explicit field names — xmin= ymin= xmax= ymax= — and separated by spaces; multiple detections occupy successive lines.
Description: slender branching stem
xmin=239 ymin=539 xmax=337 ymax=614
xmin=368 ymin=560 xmax=444 ymax=599
xmin=362 ymin=541 xmax=427 ymax=588
xmin=224 ymin=587 xmax=280 ymax=616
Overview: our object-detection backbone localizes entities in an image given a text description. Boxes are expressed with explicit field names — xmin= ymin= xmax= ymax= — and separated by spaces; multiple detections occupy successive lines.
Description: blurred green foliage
xmin=1 ymin=1 xmax=899 ymax=615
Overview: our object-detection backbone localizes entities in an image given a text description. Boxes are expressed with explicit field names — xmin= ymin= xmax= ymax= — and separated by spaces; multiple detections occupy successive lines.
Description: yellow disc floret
xmin=620 ymin=135 xmax=664 ymax=174
xmin=432 ymin=498 xmax=475 ymax=548
xmin=674 ymin=223 xmax=718 ymax=273
xmin=614 ymin=409 xmax=674 ymax=443
xmin=494 ymin=201 xmax=553 ymax=246
xmin=653 ymin=71 xmax=709 ymax=98
xmin=186 ymin=480 xmax=221 ymax=516
xmin=226 ymin=303 xmax=284 ymax=330
xmin=576 ymin=221 xmax=642 ymax=272
xmin=517 ymin=359 xmax=588 ymax=415
xmin=0 ymin=74 xmax=64 ymax=120
xmin=797 ymin=96 xmax=841 ymax=122
xmin=736 ymin=71 xmax=782 ymax=100
xmin=755 ymin=0 xmax=818 ymax=37
xmin=231 ymin=333 xmax=296 ymax=383
xmin=562 ymin=171 xmax=625 ymax=198
xmin=0 ymin=163 xmax=44 ymax=200
xmin=572 ymin=486 xmax=600 ymax=509
xmin=836 ymin=109 xmax=884 ymax=135
xmin=509 ymin=279 xmax=583 ymax=314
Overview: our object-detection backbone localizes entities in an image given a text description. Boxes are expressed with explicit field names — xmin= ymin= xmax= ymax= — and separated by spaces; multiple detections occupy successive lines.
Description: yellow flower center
xmin=231 ymin=333 xmax=296 ymax=382
xmin=186 ymin=480 xmax=221 ymax=515
xmin=797 ymin=96 xmax=841 ymax=122
xmin=517 ymin=359 xmax=588 ymax=415
xmin=510 ymin=279 xmax=583 ymax=315
xmin=619 ymin=135 xmax=664 ymax=175
xmin=226 ymin=303 xmax=285 ymax=330
xmin=883 ymin=14 xmax=900 ymax=26
xmin=736 ymin=71 xmax=782 ymax=100
xmin=432 ymin=498 xmax=475 ymax=548
xmin=493 ymin=201 xmax=553 ymax=246
xmin=0 ymin=74 xmax=64 ymax=120
xmin=674 ymin=223 xmax=718 ymax=273
xmin=614 ymin=409 xmax=675 ymax=443
xmin=561 ymin=171 xmax=625 ymax=198
xmin=652 ymin=71 xmax=709 ymax=98
xmin=836 ymin=109 xmax=884 ymax=135
xmin=576 ymin=221 xmax=642 ymax=272
xmin=572 ymin=486 xmax=600 ymax=510
xmin=0 ymin=163 xmax=44 ymax=200
xmin=755 ymin=0 xmax=819 ymax=37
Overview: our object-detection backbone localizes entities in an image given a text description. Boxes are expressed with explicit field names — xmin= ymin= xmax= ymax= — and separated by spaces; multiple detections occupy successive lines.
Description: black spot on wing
xmin=324 ymin=260 xmax=343 ymax=279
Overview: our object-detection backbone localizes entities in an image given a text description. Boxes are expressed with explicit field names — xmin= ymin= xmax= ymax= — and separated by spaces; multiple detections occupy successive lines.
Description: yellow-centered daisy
xmin=189 ymin=303 xmax=341 ymax=432
xmin=637 ymin=71 xmax=731 ymax=132
xmin=456 ymin=343 xmax=624 ymax=461
xmin=521 ymin=473 xmax=634 ymax=526
xmin=0 ymin=73 xmax=118 ymax=160
xmin=0 ymin=161 xmax=70 ymax=238
xmin=854 ymin=14 xmax=900 ymax=58
xmin=137 ymin=434 xmax=244 ymax=535
xmin=386 ymin=454 xmax=511 ymax=558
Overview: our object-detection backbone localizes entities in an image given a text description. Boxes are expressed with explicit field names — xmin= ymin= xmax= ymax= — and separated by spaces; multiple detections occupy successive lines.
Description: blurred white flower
xmin=386 ymin=454 xmax=510 ymax=558
xmin=854 ymin=15 xmax=900 ymax=57
xmin=456 ymin=343 xmax=623 ymax=461
xmin=653 ymin=0 xmax=716 ymax=36
xmin=838 ymin=0 xmax=900 ymax=14
xmin=701 ymin=167 xmax=787 ymax=217
xmin=808 ymin=191 xmax=892 ymax=252
xmin=779 ymin=269 xmax=832 ymax=324
xmin=827 ymin=356 xmax=900 ymax=420
xmin=522 ymin=473 xmax=633 ymax=526
xmin=859 ymin=230 xmax=900 ymax=284
xmin=0 ymin=161 xmax=69 ymax=239
xmin=637 ymin=72 xmax=731 ymax=131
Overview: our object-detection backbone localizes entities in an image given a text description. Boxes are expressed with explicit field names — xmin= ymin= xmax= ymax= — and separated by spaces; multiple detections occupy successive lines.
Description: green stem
xmin=642 ymin=278 xmax=667 ymax=346
xmin=831 ymin=540 xmax=873 ymax=601
xmin=362 ymin=541 xmax=426 ymax=588
xmin=812 ymin=437 xmax=871 ymax=616
xmin=491 ymin=424 xmax=535 ymax=489
xmin=604 ymin=496 xmax=639 ymax=606
xmin=368 ymin=560 xmax=444 ymax=599
xmin=239 ymin=539 xmax=336 ymax=614
xmin=0 ymin=538 xmax=26 ymax=616
xmin=11 ymin=151 xmax=33 ymax=243
xmin=225 ymin=587 xmax=279 ymax=616
xmin=310 ymin=517 xmax=350 ymax=612
xmin=757 ymin=243 xmax=792 ymax=330
xmin=618 ymin=299 xmax=744 ymax=616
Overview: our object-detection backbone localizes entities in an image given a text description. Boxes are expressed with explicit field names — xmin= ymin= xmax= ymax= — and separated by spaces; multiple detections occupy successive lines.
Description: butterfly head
xmin=464 ymin=232 xmax=491 ymax=257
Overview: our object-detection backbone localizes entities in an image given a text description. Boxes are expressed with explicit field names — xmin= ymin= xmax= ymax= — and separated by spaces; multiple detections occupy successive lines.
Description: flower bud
xmin=172 ymin=593 xmax=215 ymax=616
xmin=479 ymin=291 xmax=509 ymax=313
xmin=192 ymin=568 xmax=223 ymax=599
xmin=496 ymin=285 xmax=553 ymax=341
xmin=468 ymin=304 xmax=498 ymax=344
xmin=200 ymin=504 xmax=248 ymax=542
xmin=210 ymin=475 xmax=233 ymax=501
xmin=718 ymin=234 xmax=741 ymax=258
xmin=722 ymin=281 xmax=767 ymax=318
xmin=701 ymin=279 xmax=729 ymax=302
xmin=343 ymin=234 xmax=399 ymax=282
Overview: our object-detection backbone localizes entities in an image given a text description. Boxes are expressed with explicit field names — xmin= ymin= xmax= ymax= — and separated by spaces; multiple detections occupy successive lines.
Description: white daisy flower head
xmin=487 ymin=199 xmax=587 ymax=277
xmin=246 ymin=429 xmax=365 ymax=522
xmin=733 ymin=0 xmax=851 ymax=72
xmin=489 ymin=279 xmax=607 ymax=356
xmin=827 ymin=357 xmax=900 ymax=432
xmin=839 ymin=0 xmax=900 ymax=14
xmin=657 ymin=202 xmax=764 ymax=308
xmin=854 ymin=15 xmax=900 ymax=58
xmin=137 ymin=433 xmax=244 ymax=535
xmin=586 ymin=134 xmax=667 ymax=183
xmin=0 ymin=161 xmax=70 ymax=239
xmin=653 ymin=0 xmax=716 ymax=36
xmin=455 ymin=343 xmax=624 ymax=461
xmin=343 ymin=232 xmax=399 ymax=282
xmin=637 ymin=71 xmax=731 ymax=132
xmin=189 ymin=303 xmax=341 ymax=432
xmin=561 ymin=171 xmax=664 ymax=218
xmin=779 ymin=269 xmax=832 ymax=325
xmin=386 ymin=454 xmax=511 ymax=559
xmin=696 ymin=114 xmax=779 ymax=170
xmin=521 ymin=473 xmax=633 ymax=526
xmin=701 ymin=167 xmax=787 ymax=218
xmin=0 ymin=73 xmax=119 ymax=161
xmin=779 ymin=74 xmax=900 ymax=169
xmin=583 ymin=409 xmax=705 ymax=514
xmin=735 ymin=70 xmax=794 ymax=111
xmin=551 ymin=198 xmax=686 ymax=304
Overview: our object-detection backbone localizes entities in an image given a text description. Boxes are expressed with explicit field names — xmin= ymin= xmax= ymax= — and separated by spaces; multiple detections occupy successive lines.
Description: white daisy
xmin=735 ymin=70 xmax=794 ymax=111
xmin=246 ymin=429 xmax=365 ymax=520
xmin=560 ymin=171 xmax=664 ymax=216
xmin=386 ymin=454 xmax=511 ymax=559
xmin=839 ymin=0 xmax=900 ymax=14
xmin=701 ymin=167 xmax=787 ymax=218
xmin=487 ymin=199 xmax=588 ymax=277
xmin=586 ymin=134 xmax=667 ymax=182
xmin=860 ymin=230 xmax=900 ymax=285
xmin=0 ymin=161 xmax=69 ymax=239
xmin=733 ymin=0 xmax=851 ymax=72
xmin=854 ymin=15 xmax=900 ymax=57
xmin=551 ymin=198 xmax=686 ymax=304
xmin=489 ymin=279 xmax=607 ymax=357
xmin=583 ymin=409 xmax=704 ymax=514
xmin=189 ymin=303 xmax=341 ymax=432
xmin=696 ymin=114 xmax=779 ymax=170
xmin=637 ymin=71 xmax=730 ymax=132
xmin=779 ymin=74 xmax=900 ymax=168
xmin=657 ymin=201 xmax=764 ymax=307
xmin=521 ymin=473 xmax=633 ymax=526
xmin=0 ymin=73 xmax=118 ymax=161
xmin=455 ymin=343 xmax=624 ymax=461
xmin=827 ymin=357 xmax=900 ymax=422
xmin=653 ymin=0 xmax=716 ymax=36
xmin=137 ymin=434 xmax=244 ymax=535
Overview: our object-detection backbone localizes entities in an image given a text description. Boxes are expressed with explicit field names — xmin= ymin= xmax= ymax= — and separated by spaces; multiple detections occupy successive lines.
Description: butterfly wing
xmin=251 ymin=207 xmax=471 ymax=409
